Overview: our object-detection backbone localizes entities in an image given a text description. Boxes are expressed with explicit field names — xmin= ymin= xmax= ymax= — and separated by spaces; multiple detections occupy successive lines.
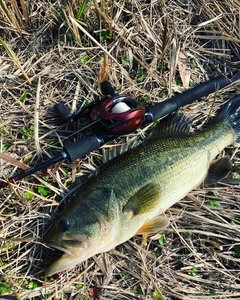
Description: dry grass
xmin=0 ymin=0 xmax=240 ymax=299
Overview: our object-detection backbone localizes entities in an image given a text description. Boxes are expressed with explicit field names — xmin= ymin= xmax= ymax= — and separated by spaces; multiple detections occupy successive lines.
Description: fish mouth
xmin=44 ymin=238 xmax=89 ymax=276
xmin=45 ymin=240 xmax=78 ymax=256
xmin=44 ymin=234 xmax=88 ymax=256
xmin=44 ymin=247 xmax=83 ymax=276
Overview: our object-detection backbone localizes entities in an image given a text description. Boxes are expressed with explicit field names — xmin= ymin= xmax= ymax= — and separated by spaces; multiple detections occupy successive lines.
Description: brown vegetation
xmin=0 ymin=0 xmax=240 ymax=299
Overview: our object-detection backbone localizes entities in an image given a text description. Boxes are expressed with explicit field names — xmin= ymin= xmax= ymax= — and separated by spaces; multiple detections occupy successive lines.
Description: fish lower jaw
xmin=44 ymin=253 xmax=82 ymax=276
xmin=45 ymin=246 xmax=104 ymax=276
xmin=44 ymin=240 xmax=108 ymax=276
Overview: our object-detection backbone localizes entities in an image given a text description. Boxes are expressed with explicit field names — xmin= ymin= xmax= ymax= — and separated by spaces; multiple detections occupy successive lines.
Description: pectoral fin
xmin=123 ymin=182 xmax=161 ymax=216
xmin=204 ymin=156 xmax=232 ymax=186
xmin=137 ymin=215 xmax=169 ymax=234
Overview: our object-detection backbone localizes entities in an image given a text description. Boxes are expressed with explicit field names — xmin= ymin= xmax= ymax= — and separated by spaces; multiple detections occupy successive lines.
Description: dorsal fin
xmin=148 ymin=113 xmax=192 ymax=139
xmin=101 ymin=137 xmax=143 ymax=163
xmin=102 ymin=114 xmax=191 ymax=162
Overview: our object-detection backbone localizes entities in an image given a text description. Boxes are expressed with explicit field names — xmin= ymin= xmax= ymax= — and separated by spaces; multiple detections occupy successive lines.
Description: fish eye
xmin=58 ymin=219 xmax=69 ymax=232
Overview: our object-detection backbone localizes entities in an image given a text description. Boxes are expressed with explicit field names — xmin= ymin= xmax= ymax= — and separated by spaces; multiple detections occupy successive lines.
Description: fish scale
xmin=44 ymin=95 xmax=240 ymax=276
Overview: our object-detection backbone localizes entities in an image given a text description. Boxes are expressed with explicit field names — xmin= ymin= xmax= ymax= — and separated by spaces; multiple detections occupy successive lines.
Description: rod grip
xmin=63 ymin=133 xmax=113 ymax=163
xmin=147 ymin=75 xmax=229 ymax=122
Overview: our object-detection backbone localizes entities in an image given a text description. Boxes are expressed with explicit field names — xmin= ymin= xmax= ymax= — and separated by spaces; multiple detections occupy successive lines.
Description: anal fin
xmin=137 ymin=215 xmax=169 ymax=234
xmin=137 ymin=215 xmax=169 ymax=245
xmin=204 ymin=156 xmax=232 ymax=186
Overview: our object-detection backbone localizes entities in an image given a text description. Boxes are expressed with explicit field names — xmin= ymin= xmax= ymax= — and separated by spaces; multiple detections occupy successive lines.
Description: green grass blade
xmin=0 ymin=0 xmax=12 ymax=24
xmin=76 ymin=0 xmax=89 ymax=20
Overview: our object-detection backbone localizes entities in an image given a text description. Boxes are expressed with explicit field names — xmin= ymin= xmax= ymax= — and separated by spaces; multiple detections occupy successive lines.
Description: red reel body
xmin=90 ymin=95 xmax=145 ymax=135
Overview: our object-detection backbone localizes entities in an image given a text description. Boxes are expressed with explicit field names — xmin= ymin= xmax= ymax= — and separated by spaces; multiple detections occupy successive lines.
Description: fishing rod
xmin=0 ymin=72 xmax=239 ymax=189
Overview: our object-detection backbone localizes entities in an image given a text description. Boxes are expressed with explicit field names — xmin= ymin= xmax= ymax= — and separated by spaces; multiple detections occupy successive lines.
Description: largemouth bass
xmin=44 ymin=95 xmax=240 ymax=276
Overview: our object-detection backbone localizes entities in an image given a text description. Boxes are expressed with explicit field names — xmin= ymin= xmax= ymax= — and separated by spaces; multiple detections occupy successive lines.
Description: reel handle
xmin=100 ymin=80 xmax=118 ymax=96
xmin=54 ymin=103 xmax=72 ymax=122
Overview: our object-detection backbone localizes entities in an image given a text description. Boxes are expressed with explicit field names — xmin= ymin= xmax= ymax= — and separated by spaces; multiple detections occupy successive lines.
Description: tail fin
xmin=215 ymin=94 xmax=240 ymax=142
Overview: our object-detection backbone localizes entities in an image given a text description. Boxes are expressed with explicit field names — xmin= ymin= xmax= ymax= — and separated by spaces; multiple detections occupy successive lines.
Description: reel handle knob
xmin=54 ymin=103 xmax=72 ymax=122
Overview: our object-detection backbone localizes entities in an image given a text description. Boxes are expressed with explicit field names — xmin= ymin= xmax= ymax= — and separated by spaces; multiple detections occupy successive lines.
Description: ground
xmin=0 ymin=0 xmax=240 ymax=299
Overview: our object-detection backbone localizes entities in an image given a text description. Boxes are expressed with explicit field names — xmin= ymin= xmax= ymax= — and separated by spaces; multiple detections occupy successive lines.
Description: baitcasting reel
xmin=55 ymin=80 xmax=145 ymax=136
